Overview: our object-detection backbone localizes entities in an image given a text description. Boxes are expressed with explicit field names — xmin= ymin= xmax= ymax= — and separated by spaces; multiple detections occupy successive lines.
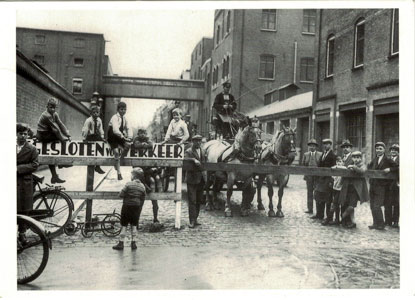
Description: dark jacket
xmin=185 ymin=146 xmax=207 ymax=185
xmin=301 ymin=150 xmax=322 ymax=181
xmin=17 ymin=142 xmax=39 ymax=212
xmin=315 ymin=149 xmax=336 ymax=193
xmin=213 ymin=92 xmax=237 ymax=115
xmin=339 ymin=161 xmax=369 ymax=205
xmin=367 ymin=155 xmax=396 ymax=187
xmin=389 ymin=155 xmax=399 ymax=188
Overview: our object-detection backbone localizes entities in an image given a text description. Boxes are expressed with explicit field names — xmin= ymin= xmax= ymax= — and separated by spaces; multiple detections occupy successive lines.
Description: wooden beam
xmin=65 ymin=191 xmax=181 ymax=201
xmin=39 ymin=156 xmax=183 ymax=167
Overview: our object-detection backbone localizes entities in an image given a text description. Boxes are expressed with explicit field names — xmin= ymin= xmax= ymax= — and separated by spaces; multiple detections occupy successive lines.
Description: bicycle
xmin=64 ymin=209 xmax=122 ymax=238
xmin=17 ymin=214 xmax=52 ymax=284
xmin=29 ymin=173 xmax=74 ymax=238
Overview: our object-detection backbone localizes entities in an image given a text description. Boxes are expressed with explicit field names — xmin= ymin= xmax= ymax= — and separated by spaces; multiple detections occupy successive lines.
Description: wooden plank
xmin=182 ymin=161 xmax=397 ymax=179
xmin=39 ymin=156 xmax=183 ymax=167
xmin=85 ymin=165 xmax=94 ymax=226
xmin=65 ymin=191 xmax=181 ymax=201
xmin=175 ymin=168 xmax=183 ymax=229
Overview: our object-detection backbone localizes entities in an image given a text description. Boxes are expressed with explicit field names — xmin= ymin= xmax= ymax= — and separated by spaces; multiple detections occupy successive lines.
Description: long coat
xmin=367 ymin=155 xmax=396 ymax=204
xmin=185 ymin=146 xmax=207 ymax=185
xmin=17 ymin=142 xmax=39 ymax=212
xmin=213 ymin=92 xmax=237 ymax=116
xmin=338 ymin=161 xmax=369 ymax=206
xmin=301 ymin=151 xmax=322 ymax=181
xmin=315 ymin=149 xmax=337 ymax=193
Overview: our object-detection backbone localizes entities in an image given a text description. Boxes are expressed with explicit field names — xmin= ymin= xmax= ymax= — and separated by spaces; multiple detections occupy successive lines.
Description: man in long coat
xmin=17 ymin=123 xmax=39 ymax=215
xmin=316 ymin=139 xmax=337 ymax=224
xmin=301 ymin=139 xmax=322 ymax=216
xmin=386 ymin=144 xmax=400 ymax=228
xmin=339 ymin=139 xmax=354 ymax=226
xmin=212 ymin=81 xmax=237 ymax=139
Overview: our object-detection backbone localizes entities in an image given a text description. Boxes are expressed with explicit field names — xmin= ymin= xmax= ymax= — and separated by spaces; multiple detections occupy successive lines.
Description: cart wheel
xmin=81 ymin=224 xmax=93 ymax=238
xmin=101 ymin=214 xmax=121 ymax=237
xmin=63 ymin=222 xmax=77 ymax=236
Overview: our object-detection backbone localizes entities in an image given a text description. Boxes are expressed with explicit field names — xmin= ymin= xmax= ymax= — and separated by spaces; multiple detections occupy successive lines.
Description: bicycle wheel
xmin=101 ymin=214 xmax=122 ymax=237
xmin=17 ymin=217 xmax=49 ymax=284
xmin=32 ymin=190 xmax=73 ymax=237
xmin=81 ymin=224 xmax=93 ymax=238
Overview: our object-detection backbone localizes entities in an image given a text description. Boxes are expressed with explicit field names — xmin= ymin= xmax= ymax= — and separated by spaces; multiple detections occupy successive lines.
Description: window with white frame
xmin=261 ymin=9 xmax=276 ymax=30
xmin=326 ymin=35 xmax=335 ymax=77
xmin=300 ymin=57 xmax=314 ymax=82
xmin=226 ymin=11 xmax=231 ymax=33
xmin=35 ymin=35 xmax=45 ymax=45
xmin=391 ymin=9 xmax=399 ymax=55
xmin=33 ymin=55 xmax=45 ymax=65
xmin=74 ymin=38 xmax=86 ymax=48
xmin=74 ymin=57 xmax=84 ymax=67
xmin=354 ymin=19 xmax=365 ymax=68
xmin=72 ymin=78 xmax=83 ymax=94
xmin=302 ymin=9 xmax=316 ymax=33
xmin=259 ymin=55 xmax=275 ymax=79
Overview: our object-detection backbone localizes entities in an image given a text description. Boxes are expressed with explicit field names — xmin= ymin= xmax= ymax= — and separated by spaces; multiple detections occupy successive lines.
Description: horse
xmin=202 ymin=124 xmax=262 ymax=217
xmin=256 ymin=126 xmax=297 ymax=217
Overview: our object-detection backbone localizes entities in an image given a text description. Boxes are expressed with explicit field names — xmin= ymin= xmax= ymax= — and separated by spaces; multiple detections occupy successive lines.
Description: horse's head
xmin=272 ymin=126 xmax=297 ymax=164
xmin=235 ymin=123 xmax=262 ymax=159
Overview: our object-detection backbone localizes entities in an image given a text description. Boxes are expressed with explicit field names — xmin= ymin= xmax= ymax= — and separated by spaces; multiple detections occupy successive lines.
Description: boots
xmin=112 ymin=241 xmax=124 ymax=250
xmin=131 ymin=241 xmax=137 ymax=250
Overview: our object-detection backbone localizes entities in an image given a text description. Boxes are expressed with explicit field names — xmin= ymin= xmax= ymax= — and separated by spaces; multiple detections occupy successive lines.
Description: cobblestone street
xmin=19 ymin=166 xmax=400 ymax=290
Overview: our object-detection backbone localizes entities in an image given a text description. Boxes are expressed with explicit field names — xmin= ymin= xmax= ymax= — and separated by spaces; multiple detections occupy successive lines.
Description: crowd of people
xmin=302 ymin=138 xmax=400 ymax=230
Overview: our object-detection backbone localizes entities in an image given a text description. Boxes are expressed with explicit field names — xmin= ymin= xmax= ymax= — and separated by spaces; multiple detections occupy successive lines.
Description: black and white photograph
xmin=2 ymin=0 xmax=415 ymax=297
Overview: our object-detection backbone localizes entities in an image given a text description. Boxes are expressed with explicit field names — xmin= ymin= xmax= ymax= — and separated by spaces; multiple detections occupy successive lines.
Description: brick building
xmin=312 ymin=9 xmax=399 ymax=161
xmin=188 ymin=9 xmax=316 ymax=135
xmin=16 ymin=27 xmax=113 ymax=106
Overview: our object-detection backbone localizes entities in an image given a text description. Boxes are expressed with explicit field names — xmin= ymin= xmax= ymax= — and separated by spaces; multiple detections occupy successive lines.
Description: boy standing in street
xmin=185 ymin=135 xmax=206 ymax=228
xmin=113 ymin=168 xmax=146 ymax=250
xmin=386 ymin=144 xmax=400 ymax=228
xmin=367 ymin=142 xmax=396 ymax=230
xmin=82 ymin=105 xmax=105 ymax=174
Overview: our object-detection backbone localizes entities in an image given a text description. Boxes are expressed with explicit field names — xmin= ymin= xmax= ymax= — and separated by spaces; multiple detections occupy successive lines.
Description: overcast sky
xmin=16 ymin=9 xmax=214 ymax=128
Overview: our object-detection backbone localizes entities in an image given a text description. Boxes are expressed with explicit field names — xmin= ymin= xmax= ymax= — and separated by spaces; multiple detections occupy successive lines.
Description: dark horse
xmin=202 ymin=124 xmax=262 ymax=217
xmin=256 ymin=126 xmax=296 ymax=217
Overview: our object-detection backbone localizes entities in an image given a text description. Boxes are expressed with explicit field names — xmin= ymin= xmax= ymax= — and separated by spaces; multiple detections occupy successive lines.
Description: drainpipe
xmin=313 ymin=9 xmax=323 ymax=139
xmin=293 ymin=41 xmax=298 ymax=84
xmin=238 ymin=10 xmax=245 ymax=112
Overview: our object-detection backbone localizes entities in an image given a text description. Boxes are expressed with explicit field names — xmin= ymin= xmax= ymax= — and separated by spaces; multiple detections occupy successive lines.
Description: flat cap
xmin=307 ymin=138 xmax=318 ymax=146
xmin=375 ymin=142 xmax=386 ymax=149
xmin=340 ymin=139 xmax=353 ymax=148
xmin=390 ymin=144 xmax=399 ymax=151
xmin=322 ymin=138 xmax=333 ymax=144
xmin=351 ymin=151 xmax=362 ymax=157
xmin=192 ymin=134 xmax=203 ymax=140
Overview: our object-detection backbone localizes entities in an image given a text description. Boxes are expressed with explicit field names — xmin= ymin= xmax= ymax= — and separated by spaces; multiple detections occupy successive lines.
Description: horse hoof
xmin=205 ymin=203 xmax=213 ymax=211
xmin=268 ymin=210 xmax=276 ymax=217
xmin=276 ymin=211 xmax=284 ymax=218
xmin=257 ymin=203 xmax=265 ymax=211
xmin=224 ymin=211 xmax=233 ymax=217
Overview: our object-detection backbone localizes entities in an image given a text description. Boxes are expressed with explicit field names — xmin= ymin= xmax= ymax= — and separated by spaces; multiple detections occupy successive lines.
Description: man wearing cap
xmin=367 ymin=142 xmax=396 ymax=230
xmin=184 ymin=114 xmax=197 ymax=140
xmin=338 ymin=139 xmax=354 ymax=226
xmin=386 ymin=144 xmax=400 ymax=228
xmin=185 ymin=135 xmax=207 ymax=228
xmin=163 ymin=108 xmax=189 ymax=145
xmin=301 ymin=139 xmax=322 ymax=215
xmin=212 ymin=82 xmax=237 ymax=139
xmin=316 ymin=139 xmax=337 ymax=224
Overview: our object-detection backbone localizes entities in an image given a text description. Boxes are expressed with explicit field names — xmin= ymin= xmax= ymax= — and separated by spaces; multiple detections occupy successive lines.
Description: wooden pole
xmin=175 ymin=167 xmax=182 ymax=229
xmin=85 ymin=165 xmax=95 ymax=228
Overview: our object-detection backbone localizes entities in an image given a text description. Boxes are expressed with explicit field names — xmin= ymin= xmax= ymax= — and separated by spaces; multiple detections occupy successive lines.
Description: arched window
xmin=326 ymin=34 xmax=335 ymax=77
xmin=354 ymin=18 xmax=365 ymax=68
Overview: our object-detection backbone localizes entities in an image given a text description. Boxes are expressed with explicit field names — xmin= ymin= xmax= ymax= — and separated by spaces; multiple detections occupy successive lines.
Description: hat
xmin=340 ymin=139 xmax=353 ymax=148
xmin=390 ymin=144 xmax=399 ymax=151
xmin=16 ymin=123 xmax=30 ymax=133
xmin=374 ymin=142 xmax=386 ymax=149
xmin=351 ymin=151 xmax=362 ymax=157
xmin=47 ymin=97 xmax=58 ymax=107
xmin=192 ymin=134 xmax=203 ymax=141
xmin=222 ymin=81 xmax=231 ymax=87
xmin=322 ymin=138 xmax=333 ymax=145
xmin=307 ymin=139 xmax=318 ymax=146
xmin=172 ymin=108 xmax=182 ymax=116
xmin=252 ymin=115 xmax=259 ymax=122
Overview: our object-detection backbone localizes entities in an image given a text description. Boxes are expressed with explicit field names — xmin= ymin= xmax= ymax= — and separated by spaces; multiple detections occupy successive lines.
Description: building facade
xmin=16 ymin=27 xmax=112 ymax=105
xmin=312 ymin=9 xmax=399 ymax=161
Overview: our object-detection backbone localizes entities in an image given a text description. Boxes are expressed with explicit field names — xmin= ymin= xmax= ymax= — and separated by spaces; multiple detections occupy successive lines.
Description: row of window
xmin=34 ymin=34 xmax=86 ymax=48
xmin=212 ymin=54 xmax=231 ymax=87
xmin=215 ymin=11 xmax=232 ymax=46
xmin=325 ymin=9 xmax=398 ymax=77
xmin=33 ymin=55 xmax=84 ymax=67
xmin=261 ymin=9 xmax=316 ymax=33
xmin=259 ymin=55 xmax=314 ymax=81
xmin=191 ymin=43 xmax=204 ymax=65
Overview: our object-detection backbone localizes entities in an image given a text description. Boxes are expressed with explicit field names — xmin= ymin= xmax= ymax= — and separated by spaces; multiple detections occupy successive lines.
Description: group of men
xmin=302 ymin=138 xmax=400 ymax=229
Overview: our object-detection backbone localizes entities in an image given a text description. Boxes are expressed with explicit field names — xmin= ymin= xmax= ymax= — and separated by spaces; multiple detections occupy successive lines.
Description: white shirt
xmin=165 ymin=119 xmax=189 ymax=142
xmin=343 ymin=152 xmax=351 ymax=161
xmin=377 ymin=154 xmax=384 ymax=165
xmin=17 ymin=143 xmax=24 ymax=154
xmin=82 ymin=116 xmax=105 ymax=139
xmin=108 ymin=113 xmax=131 ymax=139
